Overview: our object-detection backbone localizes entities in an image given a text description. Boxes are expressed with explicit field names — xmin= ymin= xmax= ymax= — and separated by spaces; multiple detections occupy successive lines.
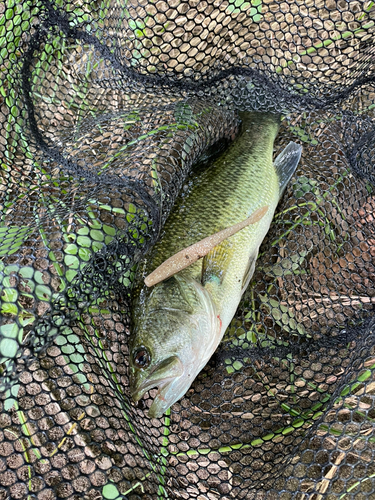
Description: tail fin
xmin=274 ymin=142 xmax=302 ymax=198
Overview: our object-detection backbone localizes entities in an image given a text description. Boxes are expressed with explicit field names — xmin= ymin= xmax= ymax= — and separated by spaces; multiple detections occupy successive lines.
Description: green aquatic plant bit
xmin=1 ymin=0 xmax=375 ymax=498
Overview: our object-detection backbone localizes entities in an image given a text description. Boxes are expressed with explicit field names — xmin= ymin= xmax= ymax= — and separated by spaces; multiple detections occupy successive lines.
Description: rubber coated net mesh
xmin=1 ymin=0 xmax=375 ymax=498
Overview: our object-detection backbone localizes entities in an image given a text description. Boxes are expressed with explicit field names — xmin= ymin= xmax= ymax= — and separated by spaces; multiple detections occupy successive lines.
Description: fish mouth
xmin=130 ymin=355 xmax=184 ymax=415
xmin=133 ymin=379 xmax=177 ymax=419
xmin=148 ymin=381 xmax=179 ymax=419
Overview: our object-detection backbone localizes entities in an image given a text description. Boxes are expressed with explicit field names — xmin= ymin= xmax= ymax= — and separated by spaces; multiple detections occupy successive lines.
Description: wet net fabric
xmin=0 ymin=0 xmax=375 ymax=498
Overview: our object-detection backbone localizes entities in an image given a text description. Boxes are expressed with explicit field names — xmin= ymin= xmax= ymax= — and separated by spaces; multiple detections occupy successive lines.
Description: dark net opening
xmin=0 ymin=0 xmax=375 ymax=498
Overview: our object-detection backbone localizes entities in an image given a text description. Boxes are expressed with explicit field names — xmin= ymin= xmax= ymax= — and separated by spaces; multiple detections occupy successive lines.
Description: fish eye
xmin=133 ymin=347 xmax=151 ymax=369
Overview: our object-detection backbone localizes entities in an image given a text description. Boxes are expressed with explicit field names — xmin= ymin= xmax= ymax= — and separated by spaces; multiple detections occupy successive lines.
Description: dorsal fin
xmin=274 ymin=142 xmax=302 ymax=198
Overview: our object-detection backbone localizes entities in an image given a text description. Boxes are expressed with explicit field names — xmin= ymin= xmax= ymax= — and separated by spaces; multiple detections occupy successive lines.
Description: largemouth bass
xmin=129 ymin=112 xmax=302 ymax=418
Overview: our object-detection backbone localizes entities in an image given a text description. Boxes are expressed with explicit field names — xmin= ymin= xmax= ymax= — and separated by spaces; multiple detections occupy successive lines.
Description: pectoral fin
xmin=201 ymin=241 xmax=231 ymax=287
xmin=144 ymin=205 xmax=269 ymax=287
xmin=274 ymin=142 xmax=302 ymax=198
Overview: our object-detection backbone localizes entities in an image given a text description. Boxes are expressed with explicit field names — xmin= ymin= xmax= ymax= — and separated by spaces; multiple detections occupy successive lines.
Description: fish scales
xmin=138 ymin=113 xmax=279 ymax=321
xmin=130 ymin=112 xmax=302 ymax=418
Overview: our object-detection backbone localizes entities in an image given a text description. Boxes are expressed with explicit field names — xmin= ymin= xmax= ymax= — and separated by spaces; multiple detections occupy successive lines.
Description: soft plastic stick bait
xmin=144 ymin=205 xmax=269 ymax=287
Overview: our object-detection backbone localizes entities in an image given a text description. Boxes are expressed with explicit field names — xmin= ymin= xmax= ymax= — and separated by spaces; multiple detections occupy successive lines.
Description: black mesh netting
xmin=1 ymin=0 xmax=375 ymax=498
